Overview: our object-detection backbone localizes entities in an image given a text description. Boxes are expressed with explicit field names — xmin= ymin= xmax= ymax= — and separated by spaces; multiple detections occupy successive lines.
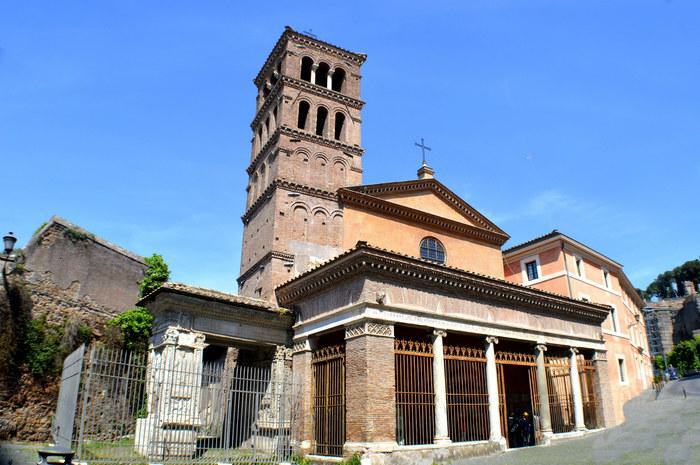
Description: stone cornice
xmin=275 ymin=243 xmax=612 ymax=324
xmin=345 ymin=179 xmax=509 ymax=238
xmin=241 ymin=178 xmax=339 ymax=225
xmin=238 ymin=250 xmax=295 ymax=285
xmin=247 ymin=125 xmax=364 ymax=176
xmin=338 ymin=189 xmax=509 ymax=247
xmin=254 ymin=27 xmax=366 ymax=88
xmin=251 ymin=76 xmax=364 ymax=130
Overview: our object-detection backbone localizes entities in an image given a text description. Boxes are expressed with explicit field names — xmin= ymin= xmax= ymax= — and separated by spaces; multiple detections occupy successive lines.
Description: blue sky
xmin=2 ymin=1 xmax=698 ymax=292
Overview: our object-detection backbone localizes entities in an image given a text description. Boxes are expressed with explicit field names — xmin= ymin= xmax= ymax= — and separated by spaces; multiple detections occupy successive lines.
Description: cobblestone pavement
xmin=458 ymin=376 xmax=700 ymax=465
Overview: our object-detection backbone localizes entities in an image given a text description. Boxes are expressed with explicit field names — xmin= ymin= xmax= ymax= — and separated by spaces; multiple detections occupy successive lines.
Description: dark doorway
xmin=500 ymin=365 xmax=536 ymax=448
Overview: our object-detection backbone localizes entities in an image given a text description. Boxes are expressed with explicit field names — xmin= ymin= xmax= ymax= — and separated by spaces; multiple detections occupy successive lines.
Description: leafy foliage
xmin=22 ymin=315 xmax=92 ymax=377
xmin=654 ymin=354 xmax=666 ymax=371
xmin=63 ymin=227 xmax=91 ymax=242
xmin=667 ymin=337 xmax=700 ymax=377
xmin=645 ymin=259 xmax=700 ymax=299
xmin=139 ymin=253 xmax=170 ymax=297
xmin=106 ymin=307 xmax=154 ymax=352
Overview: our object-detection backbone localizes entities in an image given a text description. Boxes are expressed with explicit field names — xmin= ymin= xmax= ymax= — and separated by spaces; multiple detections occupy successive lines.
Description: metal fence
xmin=55 ymin=345 xmax=297 ymax=464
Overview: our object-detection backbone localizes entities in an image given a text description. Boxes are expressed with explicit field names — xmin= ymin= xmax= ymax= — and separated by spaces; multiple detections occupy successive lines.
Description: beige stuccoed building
xmin=140 ymin=27 xmax=652 ymax=464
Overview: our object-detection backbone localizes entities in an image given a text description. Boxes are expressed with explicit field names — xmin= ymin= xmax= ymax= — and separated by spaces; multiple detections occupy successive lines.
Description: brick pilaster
xmin=344 ymin=321 xmax=396 ymax=449
xmin=291 ymin=339 xmax=314 ymax=455
xmin=592 ymin=351 xmax=615 ymax=428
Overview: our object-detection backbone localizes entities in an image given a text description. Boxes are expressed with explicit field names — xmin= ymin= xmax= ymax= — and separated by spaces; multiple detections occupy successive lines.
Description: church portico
xmin=278 ymin=243 xmax=613 ymax=461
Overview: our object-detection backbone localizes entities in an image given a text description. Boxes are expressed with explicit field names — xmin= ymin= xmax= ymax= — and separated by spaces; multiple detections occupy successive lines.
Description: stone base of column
xmin=539 ymin=430 xmax=553 ymax=446
xmin=491 ymin=436 xmax=507 ymax=451
xmin=575 ymin=425 xmax=587 ymax=432
xmin=433 ymin=437 xmax=452 ymax=446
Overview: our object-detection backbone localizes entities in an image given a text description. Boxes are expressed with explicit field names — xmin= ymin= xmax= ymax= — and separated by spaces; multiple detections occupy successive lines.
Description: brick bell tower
xmin=238 ymin=27 xmax=366 ymax=303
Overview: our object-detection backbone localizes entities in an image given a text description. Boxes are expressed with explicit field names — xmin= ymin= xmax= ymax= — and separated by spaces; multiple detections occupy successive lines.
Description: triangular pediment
xmin=339 ymin=179 xmax=510 ymax=246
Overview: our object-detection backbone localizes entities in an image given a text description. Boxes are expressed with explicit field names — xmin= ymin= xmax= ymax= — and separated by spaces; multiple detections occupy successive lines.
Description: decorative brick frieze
xmin=241 ymin=179 xmax=338 ymax=225
xmin=344 ymin=321 xmax=394 ymax=340
xmin=292 ymin=338 xmax=314 ymax=354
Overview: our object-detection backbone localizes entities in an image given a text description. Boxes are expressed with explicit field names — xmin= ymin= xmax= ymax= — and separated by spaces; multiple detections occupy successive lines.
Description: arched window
xmin=316 ymin=62 xmax=330 ymax=87
xmin=332 ymin=68 xmax=346 ymax=92
xmin=301 ymin=57 xmax=313 ymax=82
xmin=334 ymin=112 xmax=345 ymax=141
xmin=420 ymin=237 xmax=445 ymax=264
xmin=297 ymin=101 xmax=310 ymax=130
xmin=316 ymin=107 xmax=328 ymax=137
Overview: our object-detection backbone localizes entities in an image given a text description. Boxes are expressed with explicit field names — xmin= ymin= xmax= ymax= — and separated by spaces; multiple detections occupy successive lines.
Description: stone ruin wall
xmin=0 ymin=220 xmax=147 ymax=441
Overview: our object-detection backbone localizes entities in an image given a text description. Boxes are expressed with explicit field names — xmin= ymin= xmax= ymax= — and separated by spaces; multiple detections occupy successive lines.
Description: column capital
xmin=570 ymin=347 xmax=580 ymax=355
xmin=292 ymin=338 xmax=315 ymax=354
xmin=345 ymin=321 xmax=395 ymax=340
xmin=311 ymin=63 xmax=319 ymax=70
xmin=535 ymin=344 xmax=548 ymax=353
xmin=433 ymin=329 xmax=447 ymax=338
xmin=485 ymin=336 xmax=499 ymax=345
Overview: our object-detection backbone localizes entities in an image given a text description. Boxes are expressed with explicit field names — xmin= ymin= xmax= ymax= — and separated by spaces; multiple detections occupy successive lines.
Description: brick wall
xmin=345 ymin=333 xmax=396 ymax=444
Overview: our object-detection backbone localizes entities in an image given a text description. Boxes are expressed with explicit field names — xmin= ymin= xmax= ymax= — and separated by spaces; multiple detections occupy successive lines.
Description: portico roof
xmin=276 ymin=242 xmax=611 ymax=324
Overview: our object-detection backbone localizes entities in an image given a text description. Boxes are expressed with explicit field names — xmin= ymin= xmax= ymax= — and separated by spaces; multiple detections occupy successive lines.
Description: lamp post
xmin=2 ymin=232 xmax=17 ymax=294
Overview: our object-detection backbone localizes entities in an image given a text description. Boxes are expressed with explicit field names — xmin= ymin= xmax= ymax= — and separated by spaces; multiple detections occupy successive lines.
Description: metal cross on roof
xmin=415 ymin=138 xmax=432 ymax=165
xmin=303 ymin=29 xmax=317 ymax=39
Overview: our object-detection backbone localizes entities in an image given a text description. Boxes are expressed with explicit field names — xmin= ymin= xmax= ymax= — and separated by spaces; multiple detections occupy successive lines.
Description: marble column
xmin=311 ymin=63 xmax=318 ymax=85
xmin=569 ymin=348 xmax=586 ymax=431
xmin=535 ymin=344 xmax=553 ymax=435
xmin=485 ymin=336 xmax=503 ymax=444
xmin=327 ymin=69 xmax=335 ymax=90
xmin=432 ymin=329 xmax=451 ymax=445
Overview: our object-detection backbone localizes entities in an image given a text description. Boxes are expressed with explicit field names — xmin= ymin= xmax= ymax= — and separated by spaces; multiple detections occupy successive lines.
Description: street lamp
xmin=2 ymin=232 xmax=18 ymax=294
xmin=3 ymin=232 xmax=17 ymax=255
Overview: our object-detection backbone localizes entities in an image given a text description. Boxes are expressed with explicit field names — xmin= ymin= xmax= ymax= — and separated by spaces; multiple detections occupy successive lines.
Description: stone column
xmin=327 ymin=69 xmax=335 ymax=90
xmin=432 ymin=329 xmax=450 ymax=445
xmin=291 ymin=338 xmax=315 ymax=455
xmin=138 ymin=326 xmax=207 ymax=459
xmin=311 ymin=63 xmax=318 ymax=85
xmin=485 ymin=336 xmax=503 ymax=444
xmin=569 ymin=348 xmax=586 ymax=431
xmin=534 ymin=344 xmax=552 ymax=436
xmin=344 ymin=321 xmax=397 ymax=454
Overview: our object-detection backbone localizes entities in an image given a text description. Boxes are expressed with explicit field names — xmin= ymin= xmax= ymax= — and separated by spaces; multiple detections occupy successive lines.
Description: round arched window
xmin=420 ymin=237 xmax=446 ymax=264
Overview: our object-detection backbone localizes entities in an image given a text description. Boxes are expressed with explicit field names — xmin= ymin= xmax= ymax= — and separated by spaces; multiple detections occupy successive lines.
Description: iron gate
xmin=444 ymin=344 xmax=489 ymax=442
xmin=545 ymin=356 xmax=575 ymax=433
xmin=312 ymin=344 xmax=345 ymax=456
xmin=53 ymin=344 xmax=296 ymax=464
xmin=578 ymin=357 xmax=599 ymax=429
xmin=394 ymin=339 xmax=435 ymax=446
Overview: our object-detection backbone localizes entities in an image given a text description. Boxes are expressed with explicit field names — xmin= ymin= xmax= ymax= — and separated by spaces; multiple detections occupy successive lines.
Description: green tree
xmin=654 ymin=354 xmax=667 ymax=371
xmin=645 ymin=259 xmax=700 ymax=299
xmin=667 ymin=339 xmax=700 ymax=377
xmin=106 ymin=306 xmax=154 ymax=352
xmin=139 ymin=253 xmax=170 ymax=297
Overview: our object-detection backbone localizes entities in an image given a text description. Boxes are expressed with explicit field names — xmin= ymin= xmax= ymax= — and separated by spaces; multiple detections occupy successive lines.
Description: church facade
xmin=141 ymin=28 xmax=652 ymax=463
